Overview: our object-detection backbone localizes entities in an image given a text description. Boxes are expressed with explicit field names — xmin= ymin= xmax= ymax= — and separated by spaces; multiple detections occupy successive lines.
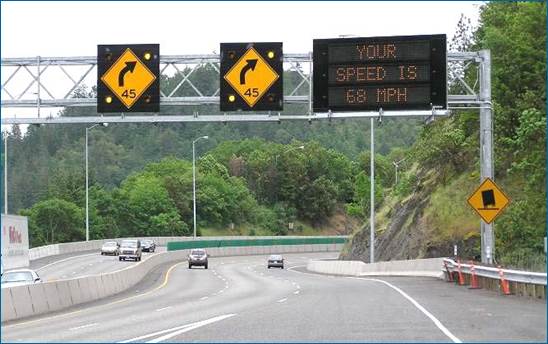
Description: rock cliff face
xmin=340 ymin=170 xmax=480 ymax=262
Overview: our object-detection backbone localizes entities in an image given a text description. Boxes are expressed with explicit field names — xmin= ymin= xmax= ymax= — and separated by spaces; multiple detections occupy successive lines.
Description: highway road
xmin=2 ymin=252 xmax=546 ymax=342
xmin=30 ymin=248 xmax=166 ymax=282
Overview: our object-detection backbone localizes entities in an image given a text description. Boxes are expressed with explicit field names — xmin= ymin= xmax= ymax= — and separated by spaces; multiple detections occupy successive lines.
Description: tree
xmin=19 ymin=198 xmax=84 ymax=247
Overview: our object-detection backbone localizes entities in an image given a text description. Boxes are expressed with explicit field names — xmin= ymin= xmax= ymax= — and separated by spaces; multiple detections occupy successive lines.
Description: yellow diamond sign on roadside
xmin=467 ymin=178 xmax=510 ymax=224
xmin=100 ymin=48 xmax=156 ymax=109
xmin=223 ymin=47 xmax=279 ymax=107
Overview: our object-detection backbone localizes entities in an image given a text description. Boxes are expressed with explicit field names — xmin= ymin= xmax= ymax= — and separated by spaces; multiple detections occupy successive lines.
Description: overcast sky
xmin=1 ymin=1 xmax=483 ymax=129
xmin=2 ymin=1 xmax=482 ymax=56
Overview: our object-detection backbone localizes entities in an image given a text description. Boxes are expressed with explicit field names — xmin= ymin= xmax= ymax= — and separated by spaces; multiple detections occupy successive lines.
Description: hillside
xmin=341 ymin=2 xmax=547 ymax=271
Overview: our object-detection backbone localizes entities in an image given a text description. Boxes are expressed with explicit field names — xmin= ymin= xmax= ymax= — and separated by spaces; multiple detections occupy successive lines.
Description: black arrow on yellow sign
xmin=118 ymin=61 xmax=137 ymax=87
xmin=239 ymin=59 xmax=258 ymax=85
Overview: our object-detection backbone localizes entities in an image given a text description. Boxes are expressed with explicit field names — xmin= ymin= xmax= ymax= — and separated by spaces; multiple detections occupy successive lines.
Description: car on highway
xmin=119 ymin=239 xmax=142 ymax=261
xmin=267 ymin=254 xmax=284 ymax=269
xmin=101 ymin=241 xmax=120 ymax=256
xmin=1 ymin=269 xmax=42 ymax=288
xmin=141 ymin=239 xmax=156 ymax=253
xmin=188 ymin=248 xmax=208 ymax=269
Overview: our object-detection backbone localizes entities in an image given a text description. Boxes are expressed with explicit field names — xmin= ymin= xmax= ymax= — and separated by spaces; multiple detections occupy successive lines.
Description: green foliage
xmin=393 ymin=173 xmax=417 ymax=197
xmin=19 ymin=198 xmax=84 ymax=247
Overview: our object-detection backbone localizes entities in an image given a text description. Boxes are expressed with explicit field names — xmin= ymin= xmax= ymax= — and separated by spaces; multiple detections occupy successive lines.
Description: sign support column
xmin=479 ymin=50 xmax=494 ymax=264
xmin=370 ymin=117 xmax=375 ymax=263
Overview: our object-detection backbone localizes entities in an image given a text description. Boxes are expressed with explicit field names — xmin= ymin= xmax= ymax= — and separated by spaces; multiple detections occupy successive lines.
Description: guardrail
xmin=442 ymin=258 xmax=546 ymax=299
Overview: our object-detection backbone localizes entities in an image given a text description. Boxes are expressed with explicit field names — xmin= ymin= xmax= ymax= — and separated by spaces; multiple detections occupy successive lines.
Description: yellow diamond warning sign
xmin=100 ymin=48 xmax=156 ymax=109
xmin=467 ymin=178 xmax=510 ymax=224
xmin=223 ymin=47 xmax=279 ymax=108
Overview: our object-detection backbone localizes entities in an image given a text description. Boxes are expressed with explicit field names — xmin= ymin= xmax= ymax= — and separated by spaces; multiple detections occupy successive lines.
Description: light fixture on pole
xmin=392 ymin=158 xmax=406 ymax=185
xmin=85 ymin=123 xmax=108 ymax=242
xmin=192 ymin=135 xmax=209 ymax=238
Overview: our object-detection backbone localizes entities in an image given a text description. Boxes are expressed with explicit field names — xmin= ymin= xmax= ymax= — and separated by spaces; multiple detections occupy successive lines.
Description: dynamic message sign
xmin=313 ymin=34 xmax=446 ymax=112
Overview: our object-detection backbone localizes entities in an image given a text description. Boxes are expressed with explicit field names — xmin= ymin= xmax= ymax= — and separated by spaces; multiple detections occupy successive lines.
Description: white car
xmin=101 ymin=241 xmax=120 ymax=256
xmin=1 ymin=269 xmax=42 ymax=288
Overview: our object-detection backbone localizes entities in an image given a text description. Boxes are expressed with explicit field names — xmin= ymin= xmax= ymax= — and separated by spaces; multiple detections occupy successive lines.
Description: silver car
xmin=1 ymin=269 xmax=42 ymax=288
xmin=267 ymin=255 xmax=284 ymax=269
xmin=119 ymin=240 xmax=142 ymax=261
xmin=101 ymin=241 xmax=120 ymax=256
xmin=188 ymin=249 xmax=208 ymax=269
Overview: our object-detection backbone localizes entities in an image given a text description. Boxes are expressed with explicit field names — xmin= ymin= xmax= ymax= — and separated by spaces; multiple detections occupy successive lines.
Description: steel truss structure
xmin=2 ymin=52 xmax=485 ymax=124
xmin=1 ymin=50 xmax=495 ymax=265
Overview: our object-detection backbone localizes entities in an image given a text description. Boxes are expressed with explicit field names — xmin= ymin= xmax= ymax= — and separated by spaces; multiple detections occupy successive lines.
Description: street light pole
xmin=85 ymin=123 xmax=107 ymax=242
xmin=192 ymin=135 xmax=209 ymax=238
xmin=4 ymin=132 xmax=7 ymax=214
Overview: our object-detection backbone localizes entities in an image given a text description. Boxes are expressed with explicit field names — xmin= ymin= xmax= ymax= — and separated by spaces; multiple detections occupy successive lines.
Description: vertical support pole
xmin=308 ymin=51 xmax=313 ymax=116
xmin=193 ymin=141 xmax=197 ymax=238
xmin=37 ymin=56 xmax=41 ymax=118
xmin=4 ymin=132 xmax=7 ymax=214
xmin=85 ymin=127 xmax=89 ymax=242
xmin=479 ymin=50 xmax=494 ymax=264
xmin=370 ymin=117 xmax=375 ymax=263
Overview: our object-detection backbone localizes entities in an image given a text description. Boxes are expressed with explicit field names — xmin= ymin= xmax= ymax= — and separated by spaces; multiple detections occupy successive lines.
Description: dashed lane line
xmin=69 ymin=323 xmax=98 ymax=331
xmin=155 ymin=307 xmax=172 ymax=312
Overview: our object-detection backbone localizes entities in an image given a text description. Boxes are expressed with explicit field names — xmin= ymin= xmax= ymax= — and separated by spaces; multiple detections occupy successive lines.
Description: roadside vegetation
xmin=2 ymin=2 xmax=545 ymax=271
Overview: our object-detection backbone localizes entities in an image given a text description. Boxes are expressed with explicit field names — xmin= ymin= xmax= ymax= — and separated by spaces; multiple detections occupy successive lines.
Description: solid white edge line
xmin=349 ymin=277 xmax=462 ymax=343
xmin=146 ymin=314 xmax=237 ymax=343
xmin=277 ymin=298 xmax=288 ymax=303
xmin=287 ymin=265 xmax=461 ymax=343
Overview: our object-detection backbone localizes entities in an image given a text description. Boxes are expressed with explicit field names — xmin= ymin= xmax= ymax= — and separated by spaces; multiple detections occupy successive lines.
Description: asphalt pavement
xmin=2 ymin=253 xmax=546 ymax=342
xmin=30 ymin=248 xmax=165 ymax=282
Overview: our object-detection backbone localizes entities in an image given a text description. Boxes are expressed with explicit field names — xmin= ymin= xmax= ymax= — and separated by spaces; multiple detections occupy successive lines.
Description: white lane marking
xmin=120 ymin=314 xmax=237 ymax=343
xmin=88 ymin=263 xmax=93 ymax=266
xmin=200 ymin=296 xmax=208 ymax=301
xmin=286 ymin=265 xmax=461 ymax=343
xmin=61 ymin=275 xmax=67 ymax=279
xmin=219 ymin=289 xmax=224 ymax=294
xmin=69 ymin=323 xmax=98 ymax=331
xmin=349 ymin=277 xmax=462 ymax=343
xmin=277 ymin=298 xmax=287 ymax=303
xmin=71 ymin=271 xmax=77 ymax=274
xmin=155 ymin=307 xmax=171 ymax=312
xmin=36 ymin=253 xmax=97 ymax=271
xmin=294 ymin=290 xmax=300 ymax=295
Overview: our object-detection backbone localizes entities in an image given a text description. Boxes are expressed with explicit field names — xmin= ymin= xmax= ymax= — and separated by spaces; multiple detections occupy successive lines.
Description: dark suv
xmin=141 ymin=239 xmax=156 ymax=252
xmin=188 ymin=249 xmax=208 ymax=269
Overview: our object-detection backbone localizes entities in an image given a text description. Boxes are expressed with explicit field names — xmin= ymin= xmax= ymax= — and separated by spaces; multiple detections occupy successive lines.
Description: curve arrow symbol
xmin=118 ymin=61 xmax=137 ymax=87
xmin=239 ymin=59 xmax=258 ymax=85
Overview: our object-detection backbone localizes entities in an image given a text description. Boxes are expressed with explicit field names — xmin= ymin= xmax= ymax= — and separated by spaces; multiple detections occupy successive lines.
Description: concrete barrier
xmin=307 ymin=258 xmax=444 ymax=278
xmin=3 ymin=241 xmax=342 ymax=323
